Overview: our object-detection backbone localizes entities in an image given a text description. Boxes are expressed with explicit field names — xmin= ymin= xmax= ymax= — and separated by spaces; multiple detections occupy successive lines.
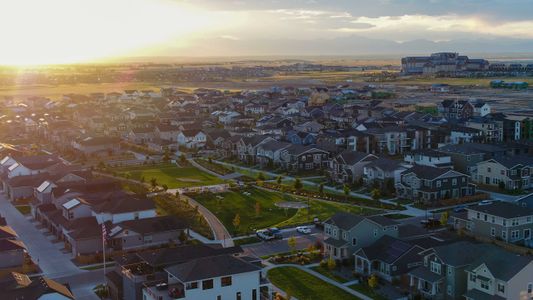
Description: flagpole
xmin=102 ymin=223 xmax=107 ymax=293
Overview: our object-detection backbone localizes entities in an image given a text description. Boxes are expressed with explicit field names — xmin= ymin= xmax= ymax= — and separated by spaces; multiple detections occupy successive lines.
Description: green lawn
xmin=233 ymin=236 xmax=262 ymax=246
xmin=115 ymin=163 xmax=223 ymax=188
xmin=268 ymin=267 xmax=360 ymax=300
xmin=193 ymin=188 xmax=298 ymax=236
xmin=349 ymin=284 xmax=388 ymax=300
xmin=310 ymin=266 xmax=350 ymax=283
xmin=276 ymin=199 xmax=380 ymax=228
xmin=15 ymin=205 xmax=31 ymax=215
xmin=383 ymin=213 xmax=412 ymax=220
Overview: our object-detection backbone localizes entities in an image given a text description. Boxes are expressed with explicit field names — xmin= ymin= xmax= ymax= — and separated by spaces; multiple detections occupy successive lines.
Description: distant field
xmin=115 ymin=163 xmax=223 ymax=189
xmin=392 ymin=76 xmax=533 ymax=87
xmin=0 ymin=82 xmax=162 ymax=99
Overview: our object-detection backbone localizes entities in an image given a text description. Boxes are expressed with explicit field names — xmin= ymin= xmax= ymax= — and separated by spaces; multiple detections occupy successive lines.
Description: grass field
xmin=310 ymin=266 xmax=350 ymax=283
xmin=268 ymin=267 xmax=360 ymax=300
xmin=193 ymin=188 xmax=298 ymax=235
xmin=115 ymin=163 xmax=223 ymax=188
xmin=349 ymin=284 xmax=388 ymax=300
xmin=275 ymin=199 xmax=380 ymax=228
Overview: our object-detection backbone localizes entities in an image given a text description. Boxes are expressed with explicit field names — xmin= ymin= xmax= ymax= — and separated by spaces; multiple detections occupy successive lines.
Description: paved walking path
xmin=265 ymin=263 xmax=372 ymax=300
xmin=168 ymin=192 xmax=234 ymax=247
xmin=0 ymin=194 xmax=81 ymax=278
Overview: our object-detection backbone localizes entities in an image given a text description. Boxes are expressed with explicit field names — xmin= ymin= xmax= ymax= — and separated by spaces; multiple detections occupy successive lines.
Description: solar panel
xmin=62 ymin=199 xmax=81 ymax=210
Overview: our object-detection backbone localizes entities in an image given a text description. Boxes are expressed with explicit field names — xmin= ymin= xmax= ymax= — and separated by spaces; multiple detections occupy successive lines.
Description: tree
xmin=343 ymin=184 xmax=350 ymax=200
xmin=287 ymin=236 xmax=297 ymax=254
xmin=232 ymin=214 xmax=241 ymax=232
xmin=327 ymin=257 xmax=336 ymax=270
xmin=255 ymin=201 xmax=261 ymax=217
xmin=93 ymin=284 xmax=109 ymax=299
xmin=257 ymin=172 xmax=266 ymax=181
xmin=123 ymin=172 xmax=131 ymax=180
xmin=294 ymin=178 xmax=303 ymax=192
xmin=180 ymin=153 xmax=186 ymax=164
xmin=150 ymin=178 xmax=158 ymax=189
xmin=368 ymin=274 xmax=378 ymax=290
xmin=178 ymin=230 xmax=188 ymax=244
xmin=162 ymin=184 xmax=169 ymax=191
xmin=440 ymin=211 xmax=449 ymax=226
xmin=276 ymin=175 xmax=283 ymax=185
xmin=163 ymin=148 xmax=171 ymax=162
xmin=318 ymin=183 xmax=324 ymax=194
xmin=371 ymin=188 xmax=381 ymax=201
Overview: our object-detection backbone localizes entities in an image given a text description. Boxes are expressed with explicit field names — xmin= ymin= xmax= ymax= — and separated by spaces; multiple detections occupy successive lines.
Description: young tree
xmin=288 ymin=236 xmax=297 ymax=253
xmin=440 ymin=211 xmax=449 ymax=226
xmin=178 ymin=230 xmax=188 ymax=244
xmin=343 ymin=184 xmax=350 ymax=200
xmin=294 ymin=178 xmax=303 ymax=192
xmin=368 ymin=274 xmax=378 ymax=290
xmin=327 ymin=257 xmax=336 ymax=270
xmin=150 ymin=178 xmax=158 ymax=189
xmin=255 ymin=201 xmax=261 ymax=217
xmin=257 ymin=172 xmax=266 ymax=182
xmin=180 ymin=153 xmax=186 ymax=164
xmin=162 ymin=184 xmax=168 ymax=191
xmin=371 ymin=188 xmax=381 ymax=201
xmin=318 ymin=183 xmax=324 ymax=195
xmin=93 ymin=284 xmax=109 ymax=299
xmin=232 ymin=214 xmax=241 ymax=232
xmin=163 ymin=148 xmax=171 ymax=162
xmin=276 ymin=175 xmax=283 ymax=185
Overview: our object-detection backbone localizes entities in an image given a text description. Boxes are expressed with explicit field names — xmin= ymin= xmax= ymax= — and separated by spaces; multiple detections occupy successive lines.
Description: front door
xmin=525 ymin=229 xmax=531 ymax=240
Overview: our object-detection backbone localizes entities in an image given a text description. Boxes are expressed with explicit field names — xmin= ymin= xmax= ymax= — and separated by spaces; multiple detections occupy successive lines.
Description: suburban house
xmin=329 ymin=151 xmax=378 ymax=184
xmin=438 ymin=100 xmax=474 ymax=120
xmin=404 ymin=149 xmax=453 ymax=169
xmin=106 ymin=216 xmax=187 ymax=251
xmin=155 ymin=124 xmax=181 ymax=142
xmin=91 ymin=197 xmax=157 ymax=224
xmin=449 ymin=126 xmax=483 ymax=144
xmin=144 ymin=255 xmax=267 ymax=300
xmin=279 ymin=145 xmax=330 ymax=172
xmin=0 ymin=236 xmax=26 ymax=269
xmin=71 ymin=136 xmax=121 ymax=155
xmin=464 ymin=249 xmax=533 ymax=300
xmin=396 ymin=165 xmax=475 ymax=203
xmin=408 ymin=241 xmax=490 ymax=300
xmin=474 ymin=155 xmax=533 ymax=190
xmin=128 ymin=127 xmax=155 ymax=144
xmin=286 ymin=131 xmax=317 ymax=145
xmin=436 ymin=143 xmax=507 ymax=175
xmin=255 ymin=140 xmax=291 ymax=168
xmin=363 ymin=157 xmax=411 ymax=189
xmin=354 ymin=235 xmax=425 ymax=283
xmin=323 ymin=212 xmax=399 ymax=260
xmin=1 ymin=272 xmax=75 ymax=299
xmin=177 ymin=130 xmax=207 ymax=149
xmin=463 ymin=201 xmax=533 ymax=244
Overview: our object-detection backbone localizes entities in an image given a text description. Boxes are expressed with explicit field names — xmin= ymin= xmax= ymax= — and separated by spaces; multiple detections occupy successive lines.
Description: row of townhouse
xmin=323 ymin=211 xmax=533 ymax=300
xmin=0 ymin=220 xmax=27 ymax=271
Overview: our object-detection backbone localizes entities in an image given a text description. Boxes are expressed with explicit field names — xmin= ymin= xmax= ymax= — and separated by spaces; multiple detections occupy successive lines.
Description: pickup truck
xmin=256 ymin=229 xmax=275 ymax=241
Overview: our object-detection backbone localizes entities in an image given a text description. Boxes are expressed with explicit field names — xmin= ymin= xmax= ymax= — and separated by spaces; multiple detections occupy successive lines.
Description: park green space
xmin=267 ymin=267 xmax=360 ymax=300
xmin=115 ymin=163 xmax=223 ymax=188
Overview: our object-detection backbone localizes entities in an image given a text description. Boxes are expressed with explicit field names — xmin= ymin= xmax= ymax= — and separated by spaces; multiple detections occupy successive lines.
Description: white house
xmin=91 ymin=198 xmax=156 ymax=224
xmin=177 ymin=130 xmax=207 ymax=149
xmin=143 ymin=255 xmax=271 ymax=300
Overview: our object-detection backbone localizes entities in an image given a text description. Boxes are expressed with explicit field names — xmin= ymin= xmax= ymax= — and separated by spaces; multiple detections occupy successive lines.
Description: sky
xmin=2 ymin=0 xmax=533 ymax=65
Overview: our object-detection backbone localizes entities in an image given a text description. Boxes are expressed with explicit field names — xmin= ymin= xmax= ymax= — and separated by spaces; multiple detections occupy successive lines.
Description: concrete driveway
xmin=0 ymin=193 xmax=80 ymax=277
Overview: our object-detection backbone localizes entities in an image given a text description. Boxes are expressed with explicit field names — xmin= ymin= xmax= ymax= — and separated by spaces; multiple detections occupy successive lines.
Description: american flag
xmin=102 ymin=224 xmax=107 ymax=245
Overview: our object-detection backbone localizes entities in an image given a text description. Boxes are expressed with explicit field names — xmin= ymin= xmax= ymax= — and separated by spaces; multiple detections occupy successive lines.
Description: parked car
xmin=268 ymin=227 xmax=283 ymax=239
xmin=453 ymin=205 xmax=467 ymax=213
xmin=296 ymin=226 xmax=311 ymax=234
xmin=256 ymin=229 xmax=275 ymax=241
xmin=478 ymin=200 xmax=493 ymax=206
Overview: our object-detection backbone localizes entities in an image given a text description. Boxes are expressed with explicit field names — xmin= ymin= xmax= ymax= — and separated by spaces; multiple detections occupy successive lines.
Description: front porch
xmin=408 ymin=267 xmax=444 ymax=299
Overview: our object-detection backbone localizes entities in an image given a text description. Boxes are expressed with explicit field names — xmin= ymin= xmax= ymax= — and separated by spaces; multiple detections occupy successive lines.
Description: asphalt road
xmin=242 ymin=227 xmax=323 ymax=257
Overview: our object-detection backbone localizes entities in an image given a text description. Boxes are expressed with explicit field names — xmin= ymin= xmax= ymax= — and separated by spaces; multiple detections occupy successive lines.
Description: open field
xmin=390 ymin=76 xmax=533 ymax=86
xmin=192 ymin=188 xmax=298 ymax=236
xmin=0 ymin=82 xmax=162 ymax=99
xmin=115 ymin=163 xmax=223 ymax=188
xmin=268 ymin=267 xmax=359 ymax=300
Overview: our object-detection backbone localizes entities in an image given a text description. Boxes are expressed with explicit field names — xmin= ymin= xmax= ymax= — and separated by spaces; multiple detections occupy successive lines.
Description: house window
xmin=252 ymin=289 xmax=257 ymax=300
xmin=352 ymin=238 xmax=357 ymax=246
xmin=477 ymin=212 xmax=480 ymax=219
xmin=186 ymin=282 xmax=198 ymax=290
xmin=221 ymin=276 xmax=232 ymax=287
xmin=503 ymin=219 xmax=506 ymax=226
xmin=452 ymin=178 xmax=457 ymax=186
xmin=497 ymin=283 xmax=505 ymax=293
xmin=202 ymin=279 xmax=213 ymax=290
xmin=430 ymin=261 xmax=441 ymax=275
xmin=487 ymin=167 xmax=491 ymax=173
xmin=342 ymin=232 xmax=347 ymax=240
xmin=469 ymin=273 xmax=476 ymax=282
xmin=502 ymin=231 xmax=507 ymax=239
xmin=447 ymin=267 xmax=452 ymax=275
xmin=528 ymin=283 xmax=532 ymax=294
xmin=236 ymin=292 xmax=242 ymax=300
xmin=512 ymin=219 xmax=519 ymax=226
xmin=447 ymin=285 xmax=452 ymax=296
xmin=373 ymin=229 xmax=378 ymax=237
xmin=511 ymin=230 xmax=520 ymax=240
xmin=491 ymin=216 xmax=495 ymax=223
xmin=436 ymin=181 xmax=441 ymax=188
xmin=480 ymin=279 xmax=489 ymax=290
xmin=491 ymin=228 xmax=495 ymax=237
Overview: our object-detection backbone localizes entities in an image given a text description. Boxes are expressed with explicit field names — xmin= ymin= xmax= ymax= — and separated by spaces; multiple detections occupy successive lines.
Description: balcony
xmin=143 ymin=279 xmax=185 ymax=300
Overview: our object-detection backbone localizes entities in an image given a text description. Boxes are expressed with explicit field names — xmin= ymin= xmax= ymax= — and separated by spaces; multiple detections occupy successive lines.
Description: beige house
xmin=475 ymin=155 xmax=533 ymax=190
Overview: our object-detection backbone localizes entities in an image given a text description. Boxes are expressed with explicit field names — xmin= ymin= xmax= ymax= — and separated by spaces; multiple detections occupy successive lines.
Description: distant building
xmin=401 ymin=52 xmax=489 ymax=75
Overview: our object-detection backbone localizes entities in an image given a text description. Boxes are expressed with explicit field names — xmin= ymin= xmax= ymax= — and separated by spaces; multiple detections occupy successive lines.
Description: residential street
xmin=242 ymin=230 xmax=323 ymax=258
xmin=0 ymin=193 xmax=80 ymax=277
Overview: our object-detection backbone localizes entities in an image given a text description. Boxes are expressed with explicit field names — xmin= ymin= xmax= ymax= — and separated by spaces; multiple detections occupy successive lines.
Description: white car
xmin=256 ymin=229 xmax=275 ymax=241
xmin=296 ymin=226 xmax=311 ymax=234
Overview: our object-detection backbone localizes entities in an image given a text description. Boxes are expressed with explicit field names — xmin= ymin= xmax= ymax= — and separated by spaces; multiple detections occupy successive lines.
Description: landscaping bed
xmin=15 ymin=205 xmax=31 ymax=215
